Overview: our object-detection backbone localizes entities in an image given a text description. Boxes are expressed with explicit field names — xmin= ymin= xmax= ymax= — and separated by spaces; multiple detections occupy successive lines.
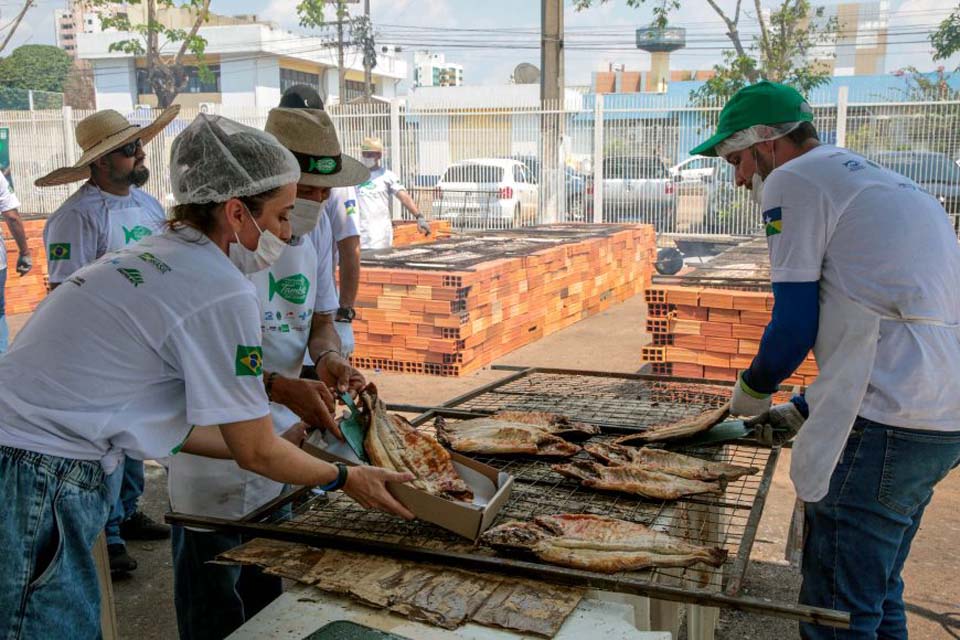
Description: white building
xmin=77 ymin=22 xmax=408 ymax=111
xmin=413 ymin=51 xmax=464 ymax=88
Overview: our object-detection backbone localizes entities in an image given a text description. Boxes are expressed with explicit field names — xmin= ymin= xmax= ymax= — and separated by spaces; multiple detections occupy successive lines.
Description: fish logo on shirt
xmin=358 ymin=180 xmax=375 ymax=191
xmin=49 ymin=243 xmax=71 ymax=260
xmin=268 ymin=272 xmax=309 ymax=305
xmin=762 ymin=207 xmax=782 ymax=237
xmin=235 ymin=345 xmax=263 ymax=377
xmin=122 ymin=225 xmax=153 ymax=244
xmin=345 ymin=199 xmax=358 ymax=216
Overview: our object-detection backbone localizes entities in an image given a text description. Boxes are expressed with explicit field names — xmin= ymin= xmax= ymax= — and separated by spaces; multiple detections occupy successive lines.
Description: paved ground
xmin=7 ymin=295 xmax=960 ymax=639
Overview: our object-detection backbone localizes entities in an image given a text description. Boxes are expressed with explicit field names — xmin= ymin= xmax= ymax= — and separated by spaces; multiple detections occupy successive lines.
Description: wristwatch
xmin=336 ymin=306 xmax=356 ymax=322
xmin=318 ymin=462 xmax=349 ymax=492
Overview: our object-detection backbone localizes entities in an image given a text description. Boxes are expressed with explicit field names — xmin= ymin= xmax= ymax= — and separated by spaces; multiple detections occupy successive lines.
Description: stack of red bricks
xmin=392 ymin=220 xmax=452 ymax=247
xmin=3 ymin=218 xmax=49 ymax=315
xmin=641 ymin=284 xmax=817 ymax=385
xmin=352 ymin=225 xmax=657 ymax=376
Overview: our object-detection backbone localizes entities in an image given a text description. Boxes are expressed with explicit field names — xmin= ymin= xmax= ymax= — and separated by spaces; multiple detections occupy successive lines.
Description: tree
xmin=89 ymin=0 xmax=212 ymax=108
xmin=296 ymin=0 xmax=377 ymax=103
xmin=931 ymin=4 xmax=960 ymax=67
xmin=573 ymin=0 xmax=837 ymax=102
xmin=0 ymin=44 xmax=72 ymax=93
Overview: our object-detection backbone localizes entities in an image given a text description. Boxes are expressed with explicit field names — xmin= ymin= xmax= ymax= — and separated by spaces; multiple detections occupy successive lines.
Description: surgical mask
xmin=228 ymin=205 xmax=287 ymax=274
xmin=361 ymin=156 xmax=378 ymax=169
xmin=289 ymin=197 xmax=323 ymax=236
xmin=749 ymin=146 xmax=776 ymax=207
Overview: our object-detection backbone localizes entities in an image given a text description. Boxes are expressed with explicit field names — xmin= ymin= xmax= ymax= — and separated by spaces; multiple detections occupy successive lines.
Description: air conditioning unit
xmin=198 ymin=102 xmax=217 ymax=114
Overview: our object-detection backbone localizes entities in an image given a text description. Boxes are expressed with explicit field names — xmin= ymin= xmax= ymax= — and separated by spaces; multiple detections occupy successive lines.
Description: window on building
xmin=343 ymin=79 xmax=366 ymax=101
xmin=279 ymin=68 xmax=321 ymax=95
xmin=62 ymin=34 xmax=74 ymax=40
xmin=137 ymin=64 xmax=220 ymax=95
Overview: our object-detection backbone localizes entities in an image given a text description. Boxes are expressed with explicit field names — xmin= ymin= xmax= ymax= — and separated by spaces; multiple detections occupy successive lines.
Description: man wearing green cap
xmin=693 ymin=81 xmax=960 ymax=638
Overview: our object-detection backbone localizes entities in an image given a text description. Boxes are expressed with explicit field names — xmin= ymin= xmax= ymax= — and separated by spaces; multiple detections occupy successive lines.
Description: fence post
xmin=592 ymin=94 xmax=604 ymax=224
xmin=27 ymin=90 xmax=34 ymax=111
xmin=62 ymin=106 xmax=76 ymax=166
xmin=835 ymin=85 xmax=848 ymax=148
xmin=389 ymin=97 xmax=402 ymax=221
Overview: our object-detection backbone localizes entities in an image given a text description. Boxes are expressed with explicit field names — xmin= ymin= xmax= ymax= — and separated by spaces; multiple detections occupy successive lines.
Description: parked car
xmin=669 ymin=156 xmax=726 ymax=183
xmin=511 ymin=155 xmax=591 ymax=219
xmin=869 ymin=151 xmax=960 ymax=227
xmin=435 ymin=159 xmax=538 ymax=227
xmin=602 ymin=156 xmax=677 ymax=232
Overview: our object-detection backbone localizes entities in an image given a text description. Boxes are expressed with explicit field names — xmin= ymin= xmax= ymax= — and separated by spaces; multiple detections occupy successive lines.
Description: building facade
xmin=413 ymin=52 xmax=464 ymax=88
xmin=814 ymin=1 xmax=889 ymax=76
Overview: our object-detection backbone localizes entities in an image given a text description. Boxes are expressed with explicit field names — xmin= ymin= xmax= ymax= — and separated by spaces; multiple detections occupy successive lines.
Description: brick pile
xmin=352 ymin=225 xmax=657 ymax=376
xmin=4 ymin=218 xmax=49 ymax=315
xmin=641 ymin=284 xmax=818 ymax=385
xmin=392 ymin=219 xmax=452 ymax=246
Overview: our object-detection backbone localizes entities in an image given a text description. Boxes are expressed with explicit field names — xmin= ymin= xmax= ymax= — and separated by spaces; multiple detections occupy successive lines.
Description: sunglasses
xmin=114 ymin=139 xmax=143 ymax=158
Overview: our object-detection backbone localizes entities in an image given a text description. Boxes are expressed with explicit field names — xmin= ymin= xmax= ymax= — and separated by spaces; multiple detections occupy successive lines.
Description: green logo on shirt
xmin=49 ymin=243 xmax=71 ymax=260
xmin=235 ymin=345 xmax=263 ymax=376
xmin=268 ymin=272 xmax=309 ymax=305
xmin=137 ymin=252 xmax=171 ymax=274
xmin=358 ymin=180 xmax=374 ymax=191
xmin=117 ymin=267 xmax=144 ymax=287
xmin=122 ymin=225 xmax=153 ymax=244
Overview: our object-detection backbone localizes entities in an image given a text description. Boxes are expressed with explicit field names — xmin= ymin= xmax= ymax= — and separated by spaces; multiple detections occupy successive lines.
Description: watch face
xmin=338 ymin=307 xmax=356 ymax=321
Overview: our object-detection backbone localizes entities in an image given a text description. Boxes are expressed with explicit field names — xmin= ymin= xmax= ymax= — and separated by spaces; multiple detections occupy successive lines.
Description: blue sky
xmin=13 ymin=0 xmax=959 ymax=87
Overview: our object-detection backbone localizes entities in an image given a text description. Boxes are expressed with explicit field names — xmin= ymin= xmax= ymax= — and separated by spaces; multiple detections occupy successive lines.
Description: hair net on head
xmin=714 ymin=122 xmax=804 ymax=158
xmin=170 ymin=113 xmax=300 ymax=205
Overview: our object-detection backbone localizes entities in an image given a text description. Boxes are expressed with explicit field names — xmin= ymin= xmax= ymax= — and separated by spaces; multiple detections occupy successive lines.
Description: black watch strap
xmin=336 ymin=306 xmax=356 ymax=322
xmin=319 ymin=462 xmax=349 ymax=492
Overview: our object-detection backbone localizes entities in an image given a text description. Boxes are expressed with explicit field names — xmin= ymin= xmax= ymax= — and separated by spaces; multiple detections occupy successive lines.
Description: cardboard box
xmin=302 ymin=432 xmax=514 ymax=541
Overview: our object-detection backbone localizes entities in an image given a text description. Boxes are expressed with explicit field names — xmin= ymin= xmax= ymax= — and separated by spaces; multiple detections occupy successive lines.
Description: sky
xmin=9 ymin=0 xmax=959 ymax=88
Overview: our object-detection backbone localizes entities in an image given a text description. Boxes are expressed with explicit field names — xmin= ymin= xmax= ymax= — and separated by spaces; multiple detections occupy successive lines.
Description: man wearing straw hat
xmin=35 ymin=106 xmax=181 ymax=575
xmin=356 ymin=135 xmax=430 ymax=249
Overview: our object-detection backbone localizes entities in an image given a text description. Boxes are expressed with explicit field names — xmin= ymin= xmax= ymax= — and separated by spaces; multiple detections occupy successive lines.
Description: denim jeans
xmin=799 ymin=417 xmax=960 ymax=639
xmin=0 ymin=446 xmax=110 ymax=639
xmin=171 ymin=525 xmax=282 ymax=640
xmin=104 ymin=456 xmax=145 ymax=546
xmin=0 ymin=266 xmax=8 ymax=355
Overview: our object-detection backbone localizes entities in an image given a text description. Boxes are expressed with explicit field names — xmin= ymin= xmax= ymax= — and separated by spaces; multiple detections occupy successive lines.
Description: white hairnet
xmin=170 ymin=113 xmax=300 ymax=205
xmin=714 ymin=122 xmax=804 ymax=158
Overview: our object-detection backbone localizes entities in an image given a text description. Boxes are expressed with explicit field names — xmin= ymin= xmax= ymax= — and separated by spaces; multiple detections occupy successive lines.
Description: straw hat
xmin=361 ymin=136 xmax=384 ymax=153
xmin=265 ymin=108 xmax=369 ymax=188
xmin=35 ymin=105 xmax=180 ymax=187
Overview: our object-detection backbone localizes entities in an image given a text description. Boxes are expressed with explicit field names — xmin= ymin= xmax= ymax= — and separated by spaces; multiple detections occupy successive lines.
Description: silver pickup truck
xmin=601 ymin=156 xmax=678 ymax=232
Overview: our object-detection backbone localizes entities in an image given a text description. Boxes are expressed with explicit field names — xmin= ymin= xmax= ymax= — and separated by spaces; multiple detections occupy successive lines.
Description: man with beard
xmin=35 ymin=106 xmax=181 ymax=576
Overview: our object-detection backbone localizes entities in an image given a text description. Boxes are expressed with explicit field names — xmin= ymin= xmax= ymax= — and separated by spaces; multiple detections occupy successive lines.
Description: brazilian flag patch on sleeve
xmin=762 ymin=207 xmax=782 ymax=236
xmin=49 ymin=243 xmax=71 ymax=260
xmin=235 ymin=345 xmax=263 ymax=376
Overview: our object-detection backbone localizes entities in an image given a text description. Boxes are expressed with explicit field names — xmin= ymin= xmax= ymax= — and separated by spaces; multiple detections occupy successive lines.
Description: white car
xmin=669 ymin=156 xmax=725 ymax=183
xmin=435 ymin=159 xmax=538 ymax=227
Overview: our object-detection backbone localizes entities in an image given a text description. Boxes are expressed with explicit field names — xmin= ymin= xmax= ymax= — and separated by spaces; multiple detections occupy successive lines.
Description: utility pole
xmin=336 ymin=12 xmax=346 ymax=103
xmin=363 ymin=0 xmax=373 ymax=100
xmin=540 ymin=0 xmax=564 ymax=223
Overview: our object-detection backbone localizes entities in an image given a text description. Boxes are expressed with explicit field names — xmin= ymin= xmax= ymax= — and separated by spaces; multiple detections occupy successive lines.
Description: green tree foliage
xmin=296 ymin=0 xmax=377 ymax=101
xmin=931 ymin=4 xmax=960 ymax=65
xmin=0 ymin=45 xmax=72 ymax=93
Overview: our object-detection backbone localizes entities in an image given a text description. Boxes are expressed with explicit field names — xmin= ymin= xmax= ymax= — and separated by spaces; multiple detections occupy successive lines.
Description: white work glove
xmin=334 ymin=320 xmax=355 ymax=359
xmin=745 ymin=402 xmax=806 ymax=446
xmin=730 ymin=372 xmax=772 ymax=416
xmin=415 ymin=214 xmax=431 ymax=236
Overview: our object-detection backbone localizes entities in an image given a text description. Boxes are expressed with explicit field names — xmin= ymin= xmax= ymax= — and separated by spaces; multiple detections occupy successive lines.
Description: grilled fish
xmin=616 ymin=402 xmax=730 ymax=445
xmin=434 ymin=414 xmax=589 ymax=457
xmin=584 ymin=442 xmax=759 ymax=482
xmin=362 ymin=384 xmax=473 ymax=502
xmin=551 ymin=460 xmax=721 ymax=500
xmin=488 ymin=411 xmax=600 ymax=441
xmin=481 ymin=513 xmax=727 ymax=573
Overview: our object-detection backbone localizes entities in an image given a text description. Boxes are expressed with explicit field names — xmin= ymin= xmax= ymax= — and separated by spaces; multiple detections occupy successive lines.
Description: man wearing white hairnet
xmin=692 ymin=81 xmax=960 ymax=638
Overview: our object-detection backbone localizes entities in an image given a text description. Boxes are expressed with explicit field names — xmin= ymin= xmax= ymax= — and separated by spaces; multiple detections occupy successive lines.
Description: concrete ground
xmin=7 ymin=295 xmax=960 ymax=639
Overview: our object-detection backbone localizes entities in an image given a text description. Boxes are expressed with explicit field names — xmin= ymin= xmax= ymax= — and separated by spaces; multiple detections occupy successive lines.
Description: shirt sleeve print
xmin=43 ymin=208 xmax=101 ymax=283
xmin=762 ymin=169 xmax=834 ymax=284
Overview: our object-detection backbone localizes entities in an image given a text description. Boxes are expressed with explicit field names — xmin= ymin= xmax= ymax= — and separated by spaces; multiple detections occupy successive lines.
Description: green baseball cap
xmin=690 ymin=81 xmax=814 ymax=157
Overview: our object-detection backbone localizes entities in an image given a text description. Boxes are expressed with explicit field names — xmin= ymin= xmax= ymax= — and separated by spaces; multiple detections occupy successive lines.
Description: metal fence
xmin=4 ymin=90 xmax=960 ymax=236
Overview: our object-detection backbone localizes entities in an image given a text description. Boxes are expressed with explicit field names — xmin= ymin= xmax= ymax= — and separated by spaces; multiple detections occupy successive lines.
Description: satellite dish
xmin=513 ymin=63 xmax=540 ymax=84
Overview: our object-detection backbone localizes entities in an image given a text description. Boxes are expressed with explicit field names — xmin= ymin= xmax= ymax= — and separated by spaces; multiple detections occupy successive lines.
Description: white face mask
xmin=228 ymin=204 xmax=287 ymax=274
xmin=361 ymin=156 xmax=378 ymax=169
xmin=749 ymin=146 xmax=776 ymax=207
xmin=289 ymin=197 xmax=323 ymax=237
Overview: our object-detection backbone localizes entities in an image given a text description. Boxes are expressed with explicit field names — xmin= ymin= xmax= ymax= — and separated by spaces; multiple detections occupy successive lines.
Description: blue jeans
xmin=171 ymin=525 xmax=282 ymax=640
xmin=799 ymin=417 xmax=960 ymax=639
xmin=104 ymin=456 xmax=145 ymax=546
xmin=0 ymin=446 xmax=110 ymax=639
xmin=0 ymin=266 xmax=8 ymax=354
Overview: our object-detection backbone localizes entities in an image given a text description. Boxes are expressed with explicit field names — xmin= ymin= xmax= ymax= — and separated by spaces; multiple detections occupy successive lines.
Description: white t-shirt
xmin=43 ymin=182 xmax=166 ymax=284
xmin=325 ymin=186 xmax=360 ymax=291
xmin=762 ymin=144 xmax=960 ymax=431
xmin=0 ymin=229 xmax=269 ymax=472
xmin=356 ymin=167 xmax=405 ymax=249
xmin=0 ymin=172 xmax=22 ymax=272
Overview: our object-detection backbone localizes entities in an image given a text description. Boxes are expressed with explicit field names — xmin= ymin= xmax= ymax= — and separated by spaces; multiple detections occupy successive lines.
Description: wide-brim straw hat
xmin=36 ymin=105 xmax=180 ymax=187
xmin=361 ymin=136 xmax=384 ymax=153
xmin=265 ymin=108 xmax=370 ymax=188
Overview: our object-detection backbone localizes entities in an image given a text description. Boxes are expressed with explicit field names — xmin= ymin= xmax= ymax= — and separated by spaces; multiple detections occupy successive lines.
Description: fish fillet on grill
xmin=584 ymin=442 xmax=759 ymax=482
xmin=616 ymin=402 xmax=731 ymax=445
xmin=434 ymin=414 xmax=592 ymax=457
xmin=481 ymin=514 xmax=727 ymax=573
xmin=488 ymin=411 xmax=600 ymax=441
xmin=551 ymin=460 xmax=721 ymax=500
xmin=361 ymin=385 xmax=473 ymax=502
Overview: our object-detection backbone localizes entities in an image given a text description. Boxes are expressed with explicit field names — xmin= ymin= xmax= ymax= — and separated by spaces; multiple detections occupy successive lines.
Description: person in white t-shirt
xmin=356 ymin=135 xmax=430 ymax=249
xmin=325 ymin=186 xmax=361 ymax=355
xmin=0 ymin=114 xmax=413 ymax=639
xmin=166 ymin=106 xmax=371 ymax=640
xmin=692 ymin=81 xmax=960 ymax=639
xmin=0 ymin=172 xmax=31 ymax=354
xmin=36 ymin=107 xmax=180 ymax=574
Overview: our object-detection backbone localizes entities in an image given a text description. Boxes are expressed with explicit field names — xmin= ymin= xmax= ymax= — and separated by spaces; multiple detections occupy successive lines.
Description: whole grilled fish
xmin=616 ymin=402 xmax=731 ymax=445
xmin=584 ymin=442 xmax=758 ymax=482
xmin=481 ymin=513 xmax=727 ymax=573
xmin=551 ymin=459 xmax=721 ymax=500
xmin=434 ymin=413 xmax=594 ymax=457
